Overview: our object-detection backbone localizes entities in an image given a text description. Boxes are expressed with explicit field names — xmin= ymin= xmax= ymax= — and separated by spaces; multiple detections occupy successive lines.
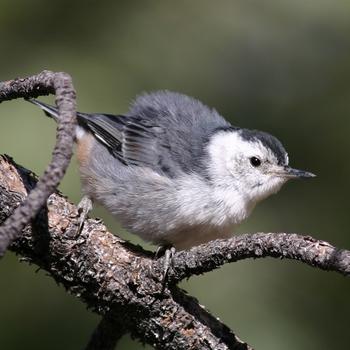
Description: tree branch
xmin=161 ymin=232 xmax=350 ymax=285
xmin=0 ymin=71 xmax=76 ymax=256
xmin=0 ymin=155 xmax=250 ymax=350
xmin=1 ymin=72 xmax=348 ymax=349
xmin=84 ymin=313 xmax=126 ymax=350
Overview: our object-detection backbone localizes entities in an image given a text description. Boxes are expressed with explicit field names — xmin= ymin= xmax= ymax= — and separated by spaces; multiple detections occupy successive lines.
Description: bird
xmin=27 ymin=91 xmax=315 ymax=251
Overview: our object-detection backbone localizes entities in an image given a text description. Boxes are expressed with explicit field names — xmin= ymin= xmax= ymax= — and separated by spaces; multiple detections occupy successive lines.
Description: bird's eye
xmin=250 ymin=156 xmax=261 ymax=167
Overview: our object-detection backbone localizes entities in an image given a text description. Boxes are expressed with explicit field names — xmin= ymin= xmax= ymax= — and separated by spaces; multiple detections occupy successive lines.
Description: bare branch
xmin=84 ymin=314 xmax=126 ymax=350
xmin=161 ymin=233 xmax=350 ymax=285
xmin=0 ymin=71 xmax=77 ymax=256
xmin=0 ymin=155 xmax=251 ymax=350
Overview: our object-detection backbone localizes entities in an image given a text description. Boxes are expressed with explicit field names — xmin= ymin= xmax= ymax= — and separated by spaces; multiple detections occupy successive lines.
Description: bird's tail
xmin=26 ymin=98 xmax=60 ymax=122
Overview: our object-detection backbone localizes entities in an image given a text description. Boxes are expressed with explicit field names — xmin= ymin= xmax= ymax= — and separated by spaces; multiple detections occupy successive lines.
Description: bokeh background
xmin=1 ymin=1 xmax=350 ymax=349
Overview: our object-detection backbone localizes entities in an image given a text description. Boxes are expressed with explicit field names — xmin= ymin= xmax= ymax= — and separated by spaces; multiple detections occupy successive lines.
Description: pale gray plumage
xmin=28 ymin=91 xmax=315 ymax=250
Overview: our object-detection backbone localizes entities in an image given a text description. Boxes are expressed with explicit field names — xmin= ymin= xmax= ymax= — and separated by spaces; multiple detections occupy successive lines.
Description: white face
xmin=206 ymin=131 xmax=289 ymax=204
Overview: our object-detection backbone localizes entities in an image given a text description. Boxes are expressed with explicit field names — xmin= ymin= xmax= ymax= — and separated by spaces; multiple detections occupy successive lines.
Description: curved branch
xmin=162 ymin=233 xmax=350 ymax=285
xmin=0 ymin=71 xmax=77 ymax=256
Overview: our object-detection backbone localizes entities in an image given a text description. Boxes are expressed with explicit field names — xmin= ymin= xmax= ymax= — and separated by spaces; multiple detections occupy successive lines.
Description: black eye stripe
xmin=250 ymin=156 xmax=261 ymax=167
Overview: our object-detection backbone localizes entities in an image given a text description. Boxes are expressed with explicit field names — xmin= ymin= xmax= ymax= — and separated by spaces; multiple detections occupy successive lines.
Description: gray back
xmin=126 ymin=91 xmax=230 ymax=176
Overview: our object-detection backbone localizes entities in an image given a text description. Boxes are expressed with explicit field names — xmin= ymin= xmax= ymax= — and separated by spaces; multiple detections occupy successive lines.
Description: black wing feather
xmin=80 ymin=113 xmax=170 ymax=170
xmin=83 ymin=114 xmax=183 ymax=176
xmin=77 ymin=113 xmax=123 ymax=157
xmin=28 ymin=99 xmax=176 ymax=173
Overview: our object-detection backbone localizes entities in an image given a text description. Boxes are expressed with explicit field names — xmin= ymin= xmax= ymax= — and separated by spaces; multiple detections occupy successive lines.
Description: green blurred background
xmin=1 ymin=0 xmax=350 ymax=349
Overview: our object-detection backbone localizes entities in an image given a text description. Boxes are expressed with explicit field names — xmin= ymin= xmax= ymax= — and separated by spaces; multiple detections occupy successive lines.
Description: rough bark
xmin=163 ymin=233 xmax=350 ymax=285
xmin=0 ymin=155 xmax=250 ymax=350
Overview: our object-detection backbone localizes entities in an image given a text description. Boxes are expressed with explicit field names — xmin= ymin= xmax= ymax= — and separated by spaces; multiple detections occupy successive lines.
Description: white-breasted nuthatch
xmin=28 ymin=91 xmax=315 ymax=250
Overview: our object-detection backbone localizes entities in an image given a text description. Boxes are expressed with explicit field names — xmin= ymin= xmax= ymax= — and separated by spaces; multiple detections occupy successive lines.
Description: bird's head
xmin=206 ymin=127 xmax=315 ymax=205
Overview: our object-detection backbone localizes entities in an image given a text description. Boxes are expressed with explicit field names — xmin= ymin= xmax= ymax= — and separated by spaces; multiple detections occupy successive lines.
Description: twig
xmin=161 ymin=233 xmax=350 ymax=285
xmin=0 ymin=71 xmax=76 ymax=256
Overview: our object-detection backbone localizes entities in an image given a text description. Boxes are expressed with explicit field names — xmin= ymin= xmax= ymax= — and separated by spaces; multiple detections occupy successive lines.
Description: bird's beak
xmin=272 ymin=166 xmax=316 ymax=179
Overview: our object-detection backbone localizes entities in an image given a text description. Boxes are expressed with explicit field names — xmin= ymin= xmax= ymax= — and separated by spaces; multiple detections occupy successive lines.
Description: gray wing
xmin=29 ymin=91 xmax=230 ymax=178
xmin=79 ymin=112 xmax=181 ymax=177
xmin=27 ymin=99 xmax=187 ymax=177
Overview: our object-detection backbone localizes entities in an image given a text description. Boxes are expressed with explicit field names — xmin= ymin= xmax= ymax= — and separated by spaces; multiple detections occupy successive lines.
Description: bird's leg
xmin=155 ymin=244 xmax=176 ymax=287
xmin=77 ymin=195 xmax=93 ymax=234
xmin=163 ymin=246 xmax=176 ymax=281
xmin=155 ymin=244 xmax=170 ymax=259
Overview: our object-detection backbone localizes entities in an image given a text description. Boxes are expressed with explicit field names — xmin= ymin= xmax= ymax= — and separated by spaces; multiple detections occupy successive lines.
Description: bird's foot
xmin=155 ymin=244 xmax=176 ymax=288
xmin=76 ymin=195 xmax=93 ymax=234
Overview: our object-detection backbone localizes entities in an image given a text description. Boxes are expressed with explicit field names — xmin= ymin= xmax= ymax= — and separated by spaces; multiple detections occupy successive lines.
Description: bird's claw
xmin=77 ymin=195 xmax=93 ymax=234
xmin=155 ymin=245 xmax=176 ymax=289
